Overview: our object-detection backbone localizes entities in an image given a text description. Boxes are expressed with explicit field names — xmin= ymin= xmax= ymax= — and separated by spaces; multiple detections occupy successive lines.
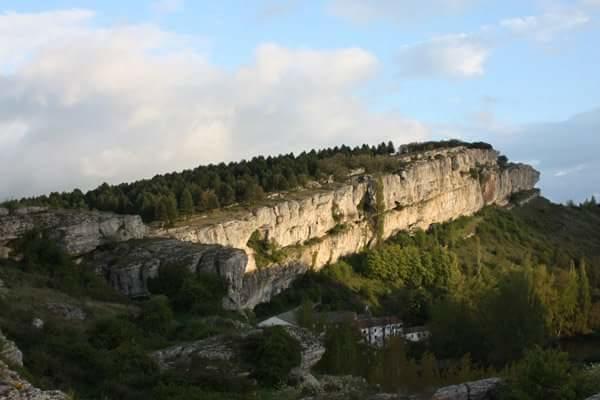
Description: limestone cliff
xmin=147 ymin=146 xmax=539 ymax=309
xmin=0 ymin=207 xmax=146 ymax=257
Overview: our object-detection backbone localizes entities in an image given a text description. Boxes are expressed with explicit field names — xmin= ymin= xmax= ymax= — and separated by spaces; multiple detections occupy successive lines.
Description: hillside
xmin=1 ymin=141 xmax=600 ymax=400
xmin=1 ymin=142 xmax=539 ymax=310
xmin=1 ymin=195 xmax=600 ymax=399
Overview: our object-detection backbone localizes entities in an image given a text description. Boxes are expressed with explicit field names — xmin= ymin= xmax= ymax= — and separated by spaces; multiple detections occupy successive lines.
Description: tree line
xmin=3 ymin=140 xmax=496 ymax=224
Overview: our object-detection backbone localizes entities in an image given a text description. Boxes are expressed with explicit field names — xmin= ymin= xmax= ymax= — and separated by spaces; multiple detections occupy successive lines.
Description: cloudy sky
xmin=0 ymin=0 xmax=598 ymax=203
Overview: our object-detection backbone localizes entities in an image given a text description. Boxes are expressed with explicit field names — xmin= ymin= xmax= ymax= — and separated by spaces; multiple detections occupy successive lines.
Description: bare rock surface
xmin=431 ymin=378 xmax=502 ymax=400
xmin=0 ymin=360 xmax=67 ymax=400
xmin=0 ymin=207 xmax=146 ymax=256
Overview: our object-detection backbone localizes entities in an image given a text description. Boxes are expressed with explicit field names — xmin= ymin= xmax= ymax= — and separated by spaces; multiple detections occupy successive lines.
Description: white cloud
xmin=328 ymin=0 xmax=475 ymax=24
xmin=397 ymin=34 xmax=489 ymax=79
xmin=554 ymin=164 xmax=587 ymax=177
xmin=151 ymin=0 xmax=185 ymax=14
xmin=0 ymin=10 xmax=428 ymax=199
xmin=500 ymin=9 xmax=590 ymax=43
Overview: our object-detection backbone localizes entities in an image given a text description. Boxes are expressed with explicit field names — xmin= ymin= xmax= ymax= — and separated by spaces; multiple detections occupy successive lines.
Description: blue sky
xmin=0 ymin=0 xmax=599 ymax=202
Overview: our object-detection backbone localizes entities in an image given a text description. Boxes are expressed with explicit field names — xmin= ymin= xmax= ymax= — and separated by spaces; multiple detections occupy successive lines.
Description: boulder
xmin=46 ymin=303 xmax=87 ymax=321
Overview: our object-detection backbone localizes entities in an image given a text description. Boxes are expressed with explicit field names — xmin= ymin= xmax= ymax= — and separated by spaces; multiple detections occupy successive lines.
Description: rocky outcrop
xmin=89 ymin=239 xmax=247 ymax=307
xmin=46 ymin=303 xmax=86 ymax=321
xmin=586 ymin=395 xmax=600 ymax=400
xmin=0 ymin=360 xmax=67 ymax=400
xmin=148 ymin=147 xmax=539 ymax=308
xmin=431 ymin=378 xmax=502 ymax=400
xmin=0 ymin=207 xmax=146 ymax=256
xmin=0 ymin=331 xmax=23 ymax=367
xmin=0 ymin=330 xmax=67 ymax=400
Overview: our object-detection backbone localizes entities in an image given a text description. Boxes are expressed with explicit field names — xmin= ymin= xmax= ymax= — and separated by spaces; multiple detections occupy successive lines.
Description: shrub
xmin=242 ymin=327 xmax=301 ymax=387
xmin=501 ymin=347 xmax=576 ymax=400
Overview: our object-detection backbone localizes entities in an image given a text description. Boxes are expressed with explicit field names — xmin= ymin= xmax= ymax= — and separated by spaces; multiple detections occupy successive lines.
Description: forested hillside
xmin=3 ymin=140 xmax=494 ymax=223
xmin=2 ymin=194 xmax=600 ymax=399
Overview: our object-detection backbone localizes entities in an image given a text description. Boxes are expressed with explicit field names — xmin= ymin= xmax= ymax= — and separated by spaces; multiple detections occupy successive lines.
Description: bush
xmin=242 ymin=327 xmax=302 ymax=387
xmin=501 ymin=347 xmax=577 ymax=400
xmin=139 ymin=295 xmax=174 ymax=336
xmin=147 ymin=264 xmax=226 ymax=315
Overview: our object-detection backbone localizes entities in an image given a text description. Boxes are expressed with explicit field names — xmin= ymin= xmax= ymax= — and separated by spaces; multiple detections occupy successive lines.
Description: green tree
xmin=242 ymin=327 xmax=301 ymax=387
xmin=317 ymin=322 xmax=363 ymax=376
xmin=179 ymin=188 xmax=194 ymax=215
xmin=503 ymin=347 xmax=576 ymax=400
xmin=481 ymin=271 xmax=546 ymax=365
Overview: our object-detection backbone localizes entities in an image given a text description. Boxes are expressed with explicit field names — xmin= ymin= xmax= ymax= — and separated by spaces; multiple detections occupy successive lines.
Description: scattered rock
xmin=0 ymin=208 xmax=8 ymax=217
xmin=31 ymin=318 xmax=44 ymax=330
xmin=585 ymin=395 xmax=600 ymax=400
xmin=432 ymin=378 xmax=502 ymax=400
xmin=46 ymin=303 xmax=87 ymax=321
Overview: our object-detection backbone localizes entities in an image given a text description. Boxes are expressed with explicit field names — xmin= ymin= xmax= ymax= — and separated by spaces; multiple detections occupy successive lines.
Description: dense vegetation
xmin=258 ymin=197 xmax=600 ymax=397
xmin=2 ymin=189 xmax=600 ymax=399
xmin=3 ymin=140 xmax=499 ymax=224
xmin=0 ymin=234 xmax=299 ymax=399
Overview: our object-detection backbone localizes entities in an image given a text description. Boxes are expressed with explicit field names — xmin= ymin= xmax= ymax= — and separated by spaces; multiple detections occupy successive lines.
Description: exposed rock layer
xmin=431 ymin=378 xmax=502 ymax=400
xmin=0 ymin=207 xmax=146 ymax=256
xmin=149 ymin=147 xmax=539 ymax=308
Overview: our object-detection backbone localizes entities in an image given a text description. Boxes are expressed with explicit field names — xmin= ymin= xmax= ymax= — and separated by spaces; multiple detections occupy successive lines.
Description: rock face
xmin=0 ymin=207 xmax=146 ymax=256
xmin=90 ymin=239 xmax=248 ymax=306
xmin=149 ymin=147 xmax=539 ymax=308
xmin=431 ymin=378 xmax=502 ymax=400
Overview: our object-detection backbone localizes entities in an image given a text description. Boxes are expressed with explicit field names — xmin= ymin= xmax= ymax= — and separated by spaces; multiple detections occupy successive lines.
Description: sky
xmin=0 ymin=0 xmax=599 ymax=203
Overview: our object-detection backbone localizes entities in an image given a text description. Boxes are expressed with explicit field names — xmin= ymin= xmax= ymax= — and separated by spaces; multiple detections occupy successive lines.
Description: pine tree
xmin=179 ymin=188 xmax=194 ymax=215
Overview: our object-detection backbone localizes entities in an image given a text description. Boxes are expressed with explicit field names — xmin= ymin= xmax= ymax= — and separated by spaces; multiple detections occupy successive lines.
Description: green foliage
xmin=247 ymin=230 xmax=286 ymax=268
xmin=317 ymin=322 xmax=366 ymax=376
xmin=6 ymin=141 xmax=415 ymax=222
xmin=15 ymin=231 xmax=122 ymax=301
xmin=179 ymin=188 xmax=194 ymax=215
xmin=398 ymin=139 xmax=492 ymax=154
xmin=138 ymin=295 xmax=175 ymax=336
xmin=147 ymin=263 xmax=226 ymax=315
xmin=242 ymin=327 xmax=301 ymax=387
xmin=500 ymin=347 xmax=577 ymax=400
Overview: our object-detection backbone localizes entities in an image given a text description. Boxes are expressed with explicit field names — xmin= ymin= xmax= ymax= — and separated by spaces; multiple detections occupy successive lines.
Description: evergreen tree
xmin=179 ymin=188 xmax=194 ymax=215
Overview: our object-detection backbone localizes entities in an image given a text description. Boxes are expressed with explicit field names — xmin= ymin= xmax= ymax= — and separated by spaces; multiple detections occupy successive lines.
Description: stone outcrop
xmin=0 ymin=360 xmax=67 ymax=400
xmin=431 ymin=378 xmax=502 ymax=400
xmin=89 ymin=239 xmax=248 ymax=307
xmin=0 ymin=207 xmax=146 ymax=256
xmin=0 ymin=330 xmax=67 ymax=400
xmin=148 ymin=146 xmax=539 ymax=308
xmin=0 ymin=331 xmax=23 ymax=367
